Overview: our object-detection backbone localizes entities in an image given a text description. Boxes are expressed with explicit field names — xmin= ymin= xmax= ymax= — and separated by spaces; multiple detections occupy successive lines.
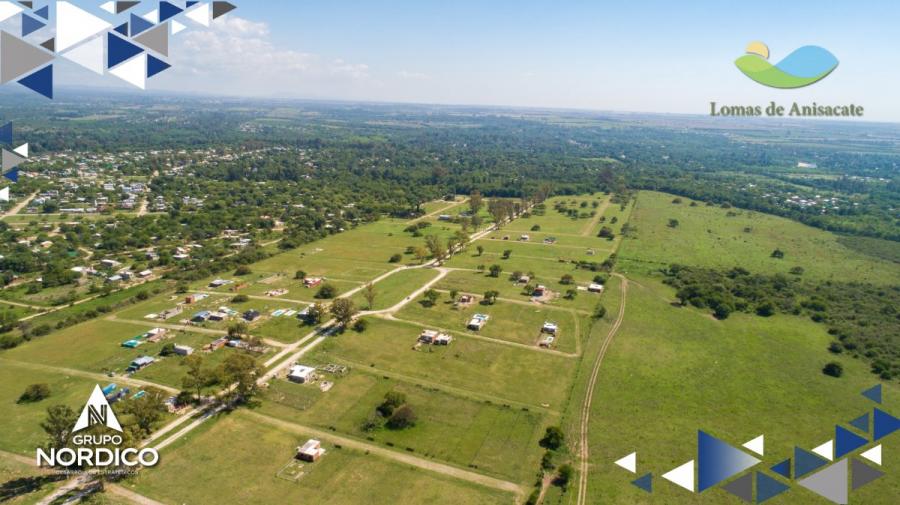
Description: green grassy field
xmin=129 ymin=411 xmax=514 ymax=505
xmin=505 ymin=195 xmax=607 ymax=236
xmin=348 ymin=267 xmax=440 ymax=311
xmin=578 ymin=276 xmax=900 ymax=505
xmin=259 ymin=371 xmax=548 ymax=483
xmin=310 ymin=317 xmax=576 ymax=409
xmin=0 ymin=451 xmax=66 ymax=504
xmin=618 ymin=191 xmax=900 ymax=284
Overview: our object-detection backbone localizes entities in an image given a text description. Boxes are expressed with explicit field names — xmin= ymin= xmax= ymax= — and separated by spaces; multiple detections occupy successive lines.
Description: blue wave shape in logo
xmin=773 ymin=46 xmax=839 ymax=79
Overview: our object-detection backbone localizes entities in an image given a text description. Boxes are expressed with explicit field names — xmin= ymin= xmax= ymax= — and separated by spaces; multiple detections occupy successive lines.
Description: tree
xmin=597 ymin=226 xmax=614 ymax=239
xmin=540 ymin=426 xmax=565 ymax=449
xmin=423 ymin=289 xmax=439 ymax=307
xmin=489 ymin=264 xmax=503 ymax=278
xmin=560 ymin=274 xmax=574 ymax=285
xmin=823 ymin=361 xmax=844 ymax=378
xmin=502 ymin=249 xmax=512 ymax=259
xmin=121 ymin=387 xmax=167 ymax=437
xmin=449 ymin=289 xmax=459 ymax=302
xmin=306 ymin=302 xmax=327 ymax=325
xmin=469 ymin=190 xmax=484 ymax=215
xmin=18 ymin=383 xmax=51 ymax=403
xmin=352 ymin=319 xmax=369 ymax=332
xmin=425 ymin=235 xmax=445 ymax=263
xmin=41 ymin=405 xmax=77 ymax=450
xmin=771 ymin=249 xmax=785 ymax=259
xmin=476 ymin=245 xmax=484 ymax=256
xmin=377 ymin=391 xmax=407 ymax=417
xmin=182 ymin=354 xmax=217 ymax=401
xmin=389 ymin=253 xmax=402 ymax=263
xmin=667 ymin=218 xmax=680 ymax=228
xmin=231 ymin=294 xmax=249 ymax=303
xmin=294 ymin=270 xmax=307 ymax=280
xmin=565 ymin=289 xmax=577 ymax=300
xmin=330 ymin=298 xmax=357 ymax=327
xmin=315 ymin=283 xmax=338 ymax=299
xmin=363 ymin=282 xmax=377 ymax=309
xmin=234 ymin=265 xmax=252 ymax=275
xmin=227 ymin=322 xmax=248 ymax=338
xmin=483 ymin=290 xmax=499 ymax=305
xmin=386 ymin=405 xmax=417 ymax=430
xmin=756 ymin=301 xmax=776 ymax=317
xmin=413 ymin=246 xmax=428 ymax=264
xmin=220 ymin=353 xmax=262 ymax=404
xmin=555 ymin=464 xmax=574 ymax=489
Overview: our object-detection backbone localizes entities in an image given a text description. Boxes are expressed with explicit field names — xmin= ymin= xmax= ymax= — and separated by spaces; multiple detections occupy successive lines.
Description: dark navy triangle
xmin=862 ymin=384 xmax=882 ymax=404
xmin=108 ymin=32 xmax=144 ymax=69
xmin=850 ymin=413 xmax=870 ymax=433
xmin=756 ymin=472 xmax=790 ymax=504
xmin=631 ymin=472 xmax=652 ymax=493
xmin=34 ymin=5 xmax=48 ymax=20
xmin=4 ymin=168 xmax=19 ymax=183
xmin=770 ymin=459 xmax=791 ymax=479
xmin=873 ymin=408 xmax=900 ymax=441
xmin=17 ymin=64 xmax=52 ymax=99
xmin=0 ymin=122 xmax=11 ymax=144
xmin=794 ymin=447 xmax=828 ymax=478
xmin=115 ymin=22 xmax=129 ymax=36
xmin=22 ymin=13 xmax=46 ymax=37
xmin=130 ymin=13 xmax=154 ymax=36
xmin=835 ymin=425 xmax=869 ymax=459
xmin=697 ymin=430 xmax=760 ymax=492
xmin=186 ymin=1 xmax=199 ymax=7
xmin=159 ymin=1 xmax=183 ymax=22
xmin=146 ymin=55 xmax=171 ymax=78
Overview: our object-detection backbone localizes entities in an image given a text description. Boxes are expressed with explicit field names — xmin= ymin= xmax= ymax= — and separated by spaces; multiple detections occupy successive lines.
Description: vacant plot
xmin=311 ymin=317 xmax=576 ymax=408
xmin=129 ymin=411 xmax=513 ymax=505
xmin=506 ymin=195 xmax=606 ymax=236
xmin=397 ymin=297 xmax=581 ymax=354
xmin=260 ymin=371 xmax=547 ymax=483
xmin=618 ymin=191 xmax=900 ymax=284
xmin=583 ymin=276 xmax=900 ymax=504
xmin=349 ymin=268 xmax=441 ymax=311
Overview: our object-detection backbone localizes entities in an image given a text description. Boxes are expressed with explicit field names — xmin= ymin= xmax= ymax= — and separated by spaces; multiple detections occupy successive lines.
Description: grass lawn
xmin=259 ymin=371 xmax=548 ymax=483
xmin=396 ymin=297 xmax=582 ymax=354
xmin=618 ymin=191 xmax=900 ymax=284
xmin=580 ymin=276 xmax=900 ymax=504
xmin=349 ymin=267 xmax=439 ymax=311
xmin=310 ymin=317 xmax=576 ymax=408
xmin=0 ymin=451 xmax=67 ymax=504
xmin=129 ymin=410 xmax=513 ymax=505
xmin=253 ymin=315 xmax=312 ymax=344
xmin=505 ymin=195 xmax=606 ymax=236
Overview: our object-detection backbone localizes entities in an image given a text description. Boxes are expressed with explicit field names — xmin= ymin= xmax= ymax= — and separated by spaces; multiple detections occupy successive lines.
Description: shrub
xmin=540 ymin=426 xmax=564 ymax=450
xmin=386 ymin=405 xmax=417 ymax=430
xmin=389 ymin=254 xmax=402 ymax=263
xmin=823 ymin=362 xmax=844 ymax=378
xmin=234 ymin=265 xmax=252 ymax=275
xmin=315 ymin=283 xmax=338 ymax=299
xmin=18 ymin=384 xmax=51 ymax=403
xmin=231 ymin=294 xmax=249 ymax=303
xmin=353 ymin=319 xmax=369 ymax=333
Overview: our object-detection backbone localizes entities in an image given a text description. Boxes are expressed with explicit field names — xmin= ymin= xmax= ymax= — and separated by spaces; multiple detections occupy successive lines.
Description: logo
xmin=735 ymin=41 xmax=838 ymax=88
xmin=36 ymin=384 xmax=159 ymax=470
xmin=73 ymin=384 xmax=123 ymax=433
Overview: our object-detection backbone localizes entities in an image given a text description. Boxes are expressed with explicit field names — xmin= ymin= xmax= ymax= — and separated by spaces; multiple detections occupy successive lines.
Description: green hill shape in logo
xmin=735 ymin=43 xmax=838 ymax=89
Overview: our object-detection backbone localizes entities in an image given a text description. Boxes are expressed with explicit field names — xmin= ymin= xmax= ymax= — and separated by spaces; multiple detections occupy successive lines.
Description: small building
xmin=127 ymin=356 xmax=154 ymax=372
xmin=458 ymin=294 xmax=474 ymax=305
xmin=519 ymin=234 xmax=530 ymax=241
xmin=101 ymin=259 xmax=122 ymax=269
xmin=419 ymin=329 xmax=438 ymax=344
xmin=208 ymin=311 xmax=228 ymax=322
xmin=588 ymin=283 xmax=604 ymax=293
xmin=205 ymin=338 xmax=227 ymax=351
xmin=437 ymin=214 xmax=452 ymax=221
xmin=185 ymin=293 xmax=209 ymax=304
xmin=542 ymin=322 xmax=559 ymax=334
xmin=467 ymin=314 xmax=490 ymax=331
xmin=121 ymin=339 xmax=142 ymax=348
xmin=209 ymin=279 xmax=232 ymax=288
xmin=539 ymin=336 xmax=555 ymax=348
xmin=243 ymin=309 xmax=261 ymax=322
xmin=518 ymin=275 xmax=530 ymax=284
xmin=173 ymin=345 xmax=194 ymax=356
xmin=288 ymin=365 xmax=317 ymax=384
xmin=159 ymin=307 xmax=182 ymax=320
xmin=303 ymin=277 xmax=323 ymax=288
xmin=435 ymin=333 xmax=452 ymax=345
xmin=533 ymin=285 xmax=547 ymax=296
xmin=296 ymin=439 xmax=325 ymax=462
xmin=137 ymin=269 xmax=153 ymax=278
xmin=192 ymin=311 xmax=211 ymax=322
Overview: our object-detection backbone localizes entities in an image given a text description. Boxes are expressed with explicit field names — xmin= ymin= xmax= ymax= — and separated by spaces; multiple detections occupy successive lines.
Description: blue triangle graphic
xmin=835 ymin=425 xmax=869 ymax=459
xmin=108 ymin=32 xmax=144 ymax=69
xmin=794 ymin=447 xmax=828 ymax=478
xmin=756 ymin=472 xmax=790 ymax=504
xmin=697 ymin=430 xmax=760 ymax=493
xmin=34 ymin=5 xmax=49 ymax=20
xmin=4 ymin=168 xmax=19 ymax=183
xmin=0 ymin=122 xmax=11 ymax=144
xmin=18 ymin=64 xmax=53 ymax=99
xmin=631 ymin=472 xmax=652 ymax=493
xmin=115 ymin=22 xmax=129 ymax=36
xmin=22 ymin=13 xmax=46 ymax=37
xmin=146 ymin=55 xmax=171 ymax=78
xmin=862 ymin=384 xmax=882 ymax=404
xmin=850 ymin=413 xmax=869 ymax=433
xmin=130 ymin=13 xmax=154 ymax=36
xmin=770 ymin=459 xmax=791 ymax=479
xmin=873 ymin=408 xmax=900 ymax=441
xmin=186 ymin=1 xmax=199 ymax=7
xmin=159 ymin=1 xmax=183 ymax=22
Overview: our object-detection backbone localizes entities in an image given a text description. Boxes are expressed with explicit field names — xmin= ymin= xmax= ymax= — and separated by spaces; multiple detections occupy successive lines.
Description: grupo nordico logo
xmin=36 ymin=384 xmax=158 ymax=470
xmin=735 ymin=41 xmax=839 ymax=89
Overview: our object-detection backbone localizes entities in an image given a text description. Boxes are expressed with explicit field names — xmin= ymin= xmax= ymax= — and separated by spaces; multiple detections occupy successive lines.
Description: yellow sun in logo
xmin=745 ymin=41 xmax=770 ymax=59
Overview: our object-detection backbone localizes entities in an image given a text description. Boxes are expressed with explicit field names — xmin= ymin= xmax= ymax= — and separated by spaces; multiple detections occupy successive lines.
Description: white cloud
xmin=398 ymin=70 xmax=430 ymax=80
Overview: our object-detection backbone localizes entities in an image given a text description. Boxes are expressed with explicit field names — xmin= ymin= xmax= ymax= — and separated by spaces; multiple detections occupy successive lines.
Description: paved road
xmin=245 ymin=410 xmax=524 ymax=496
xmin=575 ymin=273 xmax=628 ymax=505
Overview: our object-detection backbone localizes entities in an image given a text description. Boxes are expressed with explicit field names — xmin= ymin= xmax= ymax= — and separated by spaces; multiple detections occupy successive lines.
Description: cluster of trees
xmin=662 ymin=264 xmax=900 ymax=380
xmin=361 ymin=391 xmax=417 ymax=432
xmin=181 ymin=352 xmax=263 ymax=405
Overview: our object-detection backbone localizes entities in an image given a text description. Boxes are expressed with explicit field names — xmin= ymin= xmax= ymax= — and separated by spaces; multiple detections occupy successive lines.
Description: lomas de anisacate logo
xmin=36 ymin=385 xmax=159 ymax=470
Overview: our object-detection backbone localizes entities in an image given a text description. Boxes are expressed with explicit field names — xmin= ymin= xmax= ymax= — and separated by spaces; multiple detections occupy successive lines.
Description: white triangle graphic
xmin=0 ymin=2 xmax=24 ymax=23
xmin=662 ymin=460 xmax=695 ymax=492
xmin=812 ymin=440 xmax=834 ymax=461
xmin=742 ymin=435 xmax=764 ymax=456
xmin=99 ymin=1 xmax=115 ymax=14
xmin=185 ymin=3 xmax=211 ymax=27
xmin=56 ymin=1 xmax=113 ymax=52
xmin=860 ymin=445 xmax=882 ymax=466
xmin=109 ymin=53 xmax=147 ymax=89
xmin=171 ymin=19 xmax=186 ymax=35
xmin=73 ymin=384 xmax=123 ymax=432
xmin=61 ymin=36 xmax=105 ymax=75
xmin=0 ymin=187 xmax=9 ymax=202
xmin=142 ymin=9 xmax=159 ymax=24
xmin=13 ymin=143 xmax=28 ymax=158
xmin=614 ymin=452 xmax=637 ymax=473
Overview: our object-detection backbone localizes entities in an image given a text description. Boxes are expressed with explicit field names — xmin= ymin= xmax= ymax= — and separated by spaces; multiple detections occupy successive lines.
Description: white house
xmin=174 ymin=344 xmax=194 ymax=356
xmin=288 ymin=365 xmax=317 ymax=384
xmin=296 ymin=439 xmax=325 ymax=462
xmin=588 ymin=283 xmax=604 ymax=293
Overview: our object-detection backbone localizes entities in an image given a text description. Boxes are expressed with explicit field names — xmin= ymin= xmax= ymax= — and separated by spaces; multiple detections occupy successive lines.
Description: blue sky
xmin=10 ymin=1 xmax=900 ymax=120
